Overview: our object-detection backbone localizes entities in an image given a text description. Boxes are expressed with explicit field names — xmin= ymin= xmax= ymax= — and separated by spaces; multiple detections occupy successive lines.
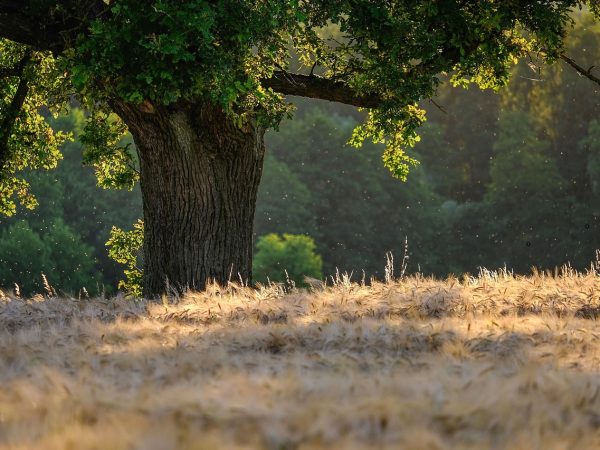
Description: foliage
xmin=59 ymin=0 xmax=592 ymax=181
xmin=106 ymin=219 xmax=144 ymax=296
xmin=0 ymin=108 xmax=142 ymax=294
xmin=253 ymin=233 xmax=323 ymax=285
xmin=417 ymin=88 xmax=500 ymax=202
xmin=486 ymin=112 xmax=564 ymax=205
xmin=80 ymin=109 xmax=139 ymax=189
xmin=46 ymin=110 xmax=142 ymax=287
xmin=579 ymin=120 xmax=600 ymax=209
xmin=478 ymin=112 xmax=573 ymax=271
xmin=0 ymin=41 xmax=71 ymax=215
xmin=70 ymin=0 xmax=294 ymax=123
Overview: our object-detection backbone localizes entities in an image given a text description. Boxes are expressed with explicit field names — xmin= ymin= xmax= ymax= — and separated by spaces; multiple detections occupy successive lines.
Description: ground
xmin=2 ymin=269 xmax=600 ymax=449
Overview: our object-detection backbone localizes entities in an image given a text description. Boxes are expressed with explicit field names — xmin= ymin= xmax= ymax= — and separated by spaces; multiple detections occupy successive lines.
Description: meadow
xmin=2 ymin=268 xmax=600 ymax=449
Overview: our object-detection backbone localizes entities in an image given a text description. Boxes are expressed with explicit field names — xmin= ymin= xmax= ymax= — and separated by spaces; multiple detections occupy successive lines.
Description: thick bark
xmin=112 ymin=100 xmax=265 ymax=297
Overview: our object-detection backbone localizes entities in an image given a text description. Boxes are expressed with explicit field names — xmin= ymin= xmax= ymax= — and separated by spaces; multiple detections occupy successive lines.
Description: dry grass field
xmin=3 ymin=268 xmax=600 ymax=449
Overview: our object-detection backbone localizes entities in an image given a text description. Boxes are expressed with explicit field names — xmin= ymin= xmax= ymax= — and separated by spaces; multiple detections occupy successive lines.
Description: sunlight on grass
xmin=2 ymin=269 xmax=600 ymax=448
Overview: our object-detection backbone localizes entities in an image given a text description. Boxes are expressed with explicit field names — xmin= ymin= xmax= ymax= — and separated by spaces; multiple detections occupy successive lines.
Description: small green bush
xmin=253 ymin=233 xmax=322 ymax=286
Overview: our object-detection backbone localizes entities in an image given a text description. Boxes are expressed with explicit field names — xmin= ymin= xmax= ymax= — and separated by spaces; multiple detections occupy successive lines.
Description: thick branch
xmin=263 ymin=72 xmax=382 ymax=109
xmin=560 ymin=53 xmax=600 ymax=87
xmin=0 ymin=1 xmax=105 ymax=53
xmin=0 ymin=50 xmax=32 ymax=169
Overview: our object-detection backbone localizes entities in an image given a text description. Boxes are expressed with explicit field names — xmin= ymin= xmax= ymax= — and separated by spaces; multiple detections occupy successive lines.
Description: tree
xmin=0 ymin=1 xmax=594 ymax=296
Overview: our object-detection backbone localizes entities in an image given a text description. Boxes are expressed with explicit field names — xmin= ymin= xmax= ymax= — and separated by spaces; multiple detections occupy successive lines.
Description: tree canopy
xmin=0 ymin=1 xmax=597 ymax=214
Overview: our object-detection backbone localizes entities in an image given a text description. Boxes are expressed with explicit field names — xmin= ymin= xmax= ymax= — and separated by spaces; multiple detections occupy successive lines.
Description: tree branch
xmin=0 ymin=1 xmax=105 ymax=53
xmin=560 ymin=53 xmax=600 ymax=87
xmin=262 ymin=72 xmax=382 ymax=109
xmin=0 ymin=49 xmax=32 ymax=170
xmin=0 ymin=7 xmax=61 ymax=52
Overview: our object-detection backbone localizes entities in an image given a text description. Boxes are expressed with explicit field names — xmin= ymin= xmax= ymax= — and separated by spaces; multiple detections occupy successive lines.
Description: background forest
xmin=2 ymin=16 xmax=600 ymax=295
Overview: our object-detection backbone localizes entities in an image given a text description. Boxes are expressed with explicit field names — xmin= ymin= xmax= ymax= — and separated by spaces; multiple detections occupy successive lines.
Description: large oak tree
xmin=0 ymin=1 xmax=596 ymax=296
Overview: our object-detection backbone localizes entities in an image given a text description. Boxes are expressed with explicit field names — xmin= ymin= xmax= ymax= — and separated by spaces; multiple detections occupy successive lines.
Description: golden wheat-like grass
xmin=2 ymin=270 xmax=600 ymax=449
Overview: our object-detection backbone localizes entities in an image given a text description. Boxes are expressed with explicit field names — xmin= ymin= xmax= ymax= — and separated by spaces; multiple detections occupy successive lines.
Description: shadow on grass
xmin=2 ymin=280 xmax=600 ymax=448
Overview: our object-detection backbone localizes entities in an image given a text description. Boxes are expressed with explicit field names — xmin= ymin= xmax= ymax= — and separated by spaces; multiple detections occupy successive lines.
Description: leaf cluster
xmin=0 ymin=40 xmax=71 ymax=214
xmin=79 ymin=108 xmax=138 ymax=189
xmin=105 ymin=219 xmax=143 ymax=296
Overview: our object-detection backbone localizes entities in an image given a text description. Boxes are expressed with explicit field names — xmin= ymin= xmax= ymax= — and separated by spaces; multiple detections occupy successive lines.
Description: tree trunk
xmin=112 ymin=100 xmax=266 ymax=297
